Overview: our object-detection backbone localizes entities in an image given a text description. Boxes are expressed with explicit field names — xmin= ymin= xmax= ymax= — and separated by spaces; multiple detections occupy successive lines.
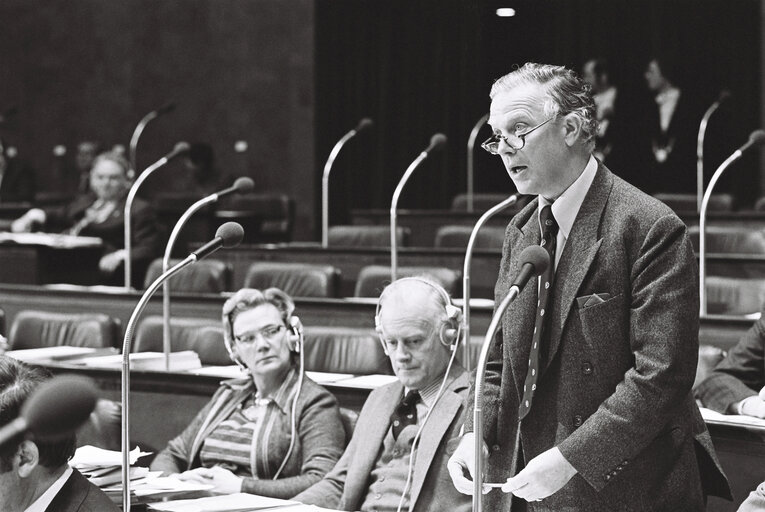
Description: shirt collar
xmin=256 ymin=367 xmax=299 ymax=415
xmin=24 ymin=466 xmax=72 ymax=512
xmin=405 ymin=363 xmax=462 ymax=408
xmin=538 ymin=155 xmax=598 ymax=241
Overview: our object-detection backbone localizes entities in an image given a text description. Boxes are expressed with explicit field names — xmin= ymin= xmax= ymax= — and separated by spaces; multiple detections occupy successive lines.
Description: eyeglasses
xmin=234 ymin=324 xmax=285 ymax=344
xmin=481 ymin=117 xmax=554 ymax=155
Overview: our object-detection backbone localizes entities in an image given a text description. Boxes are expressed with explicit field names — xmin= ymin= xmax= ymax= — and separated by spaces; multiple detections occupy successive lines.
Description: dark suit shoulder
xmin=46 ymin=469 xmax=119 ymax=512
xmin=603 ymin=166 xmax=684 ymax=231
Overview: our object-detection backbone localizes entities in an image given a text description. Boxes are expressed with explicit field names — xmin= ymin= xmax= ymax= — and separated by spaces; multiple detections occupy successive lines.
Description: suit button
xmin=582 ymin=361 xmax=593 ymax=375
xmin=573 ymin=415 xmax=583 ymax=427
xmin=616 ymin=465 xmax=622 ymax=471
xmin=622 ymin=460 xmax=628 ymax=465
xmin=605 ymin=474 xmax=611 ymax=481
xmin=492 ymin=445 xmax=500 ymax=452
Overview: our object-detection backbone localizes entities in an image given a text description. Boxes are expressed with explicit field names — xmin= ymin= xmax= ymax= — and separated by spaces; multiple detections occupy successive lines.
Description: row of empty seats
xmin=6 ymin=310 xmax=486 ymax=375
xmin=145 ymin=260 xmax=462 ymax=298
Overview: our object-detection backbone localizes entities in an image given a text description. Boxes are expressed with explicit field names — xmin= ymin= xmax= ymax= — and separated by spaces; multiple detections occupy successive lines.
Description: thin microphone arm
xmin=696 ymin=92 xmax=729 ymax=212
xmin=391 ymin=134 xmax=446 ymax=281
xmin=466 ymin=113 xmax=489 ymax=213
xmin=472 ymin=289 xmax=520 ymax=510
xmin=462 ymin=194 xmax=519 ymax=371
xmin=700 ymin=130 xmax=765 ymax=315
xmin=128 ymin=103 xmax=176 ymax=174
xmin=322 ymin=118 xmax=372 ymax=248
xmin=124 ymin=142 xmax=188 ymax=290
xmin=122 ymin=255 xmax=195 ymax=512
xmin=161 ymin=180 xmax=253 ymax=369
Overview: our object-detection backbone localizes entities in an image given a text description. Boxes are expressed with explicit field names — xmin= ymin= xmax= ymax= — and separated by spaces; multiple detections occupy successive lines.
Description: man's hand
xmin=501 ymin=447 xmax=576 ymax=501
xmin=737 ymin=396 xmax=765 ymax=418
xmin=177 ymin=466 xmax=243 ymax=494
xmin=98 ymin=249 xmax=126 ymax=273
xmin=447 ymin=432 xmax=491 ymax=495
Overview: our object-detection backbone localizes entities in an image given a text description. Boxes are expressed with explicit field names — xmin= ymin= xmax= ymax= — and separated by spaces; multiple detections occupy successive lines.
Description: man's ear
xmin=562 ymin=113 xmax=584 ymax=147
xmin=16 ymin=440 xmax=39 ymax=478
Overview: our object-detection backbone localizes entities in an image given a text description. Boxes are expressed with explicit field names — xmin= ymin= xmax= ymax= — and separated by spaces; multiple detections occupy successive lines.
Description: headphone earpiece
xmin=288 ymin=316 xmax=303 ymax=354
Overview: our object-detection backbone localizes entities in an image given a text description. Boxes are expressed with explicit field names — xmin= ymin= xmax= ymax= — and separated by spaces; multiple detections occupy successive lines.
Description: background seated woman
xmin=150 ymin=287 xmax=345 ymax=498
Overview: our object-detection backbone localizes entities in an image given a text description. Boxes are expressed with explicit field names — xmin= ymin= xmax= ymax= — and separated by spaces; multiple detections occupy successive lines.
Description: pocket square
xmin=576 ymin=293 xmax=611 ymax=308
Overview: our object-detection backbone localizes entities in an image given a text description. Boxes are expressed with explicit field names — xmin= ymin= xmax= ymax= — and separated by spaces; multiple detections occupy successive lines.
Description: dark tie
xmin=391 ymin=390 xmax=419 ymax=440
xmin=519 ymin=204 xmax=558 ymax=420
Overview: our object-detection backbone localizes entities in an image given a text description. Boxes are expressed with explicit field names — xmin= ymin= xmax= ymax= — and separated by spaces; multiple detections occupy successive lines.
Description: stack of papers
xmin=6 ymin=346 xmax=101 ymax=363
xmin=70 ymin=445 xmax=214 ymax=500
xmin=70 ymin=445 xmax=155 ymax=497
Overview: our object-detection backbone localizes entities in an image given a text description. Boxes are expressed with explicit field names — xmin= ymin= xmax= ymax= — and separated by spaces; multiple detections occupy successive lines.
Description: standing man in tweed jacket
xmin=447 ymin=63 xmax=730 ymax=511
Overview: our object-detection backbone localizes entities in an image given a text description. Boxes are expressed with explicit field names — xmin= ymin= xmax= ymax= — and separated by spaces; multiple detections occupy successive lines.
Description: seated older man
xmin=293 ymin=277 xmax=471 ymax=512
xmin=0 ymin=356 xmax=118 ymax=512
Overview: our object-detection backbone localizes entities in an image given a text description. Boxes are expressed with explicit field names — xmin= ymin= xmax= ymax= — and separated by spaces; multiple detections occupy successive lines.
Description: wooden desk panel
xmin=0 ymin=284 xmax=495 ymax=338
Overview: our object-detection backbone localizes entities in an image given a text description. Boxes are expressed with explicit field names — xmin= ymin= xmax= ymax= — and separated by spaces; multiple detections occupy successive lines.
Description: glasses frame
xmin=234 ymin=324 xmax=286 ymax=345
xmin=481 ymin=116 xmax=555 ymax=155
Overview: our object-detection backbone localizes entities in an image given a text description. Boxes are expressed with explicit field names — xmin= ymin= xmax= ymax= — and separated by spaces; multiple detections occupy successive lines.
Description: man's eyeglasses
xmin=481 ymin=117 xmax=554 ymax=155
xmin=234 ymin=324 xmax=285 ymax=344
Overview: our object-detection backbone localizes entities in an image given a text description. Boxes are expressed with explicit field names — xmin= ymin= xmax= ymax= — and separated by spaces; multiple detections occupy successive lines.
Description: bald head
xmin=377 ymin=278 xmax=453 ymax=390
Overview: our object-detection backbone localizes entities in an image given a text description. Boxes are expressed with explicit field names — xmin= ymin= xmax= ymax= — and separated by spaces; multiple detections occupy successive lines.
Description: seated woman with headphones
xmin=150 ymin=288 xmax=345 ymax=498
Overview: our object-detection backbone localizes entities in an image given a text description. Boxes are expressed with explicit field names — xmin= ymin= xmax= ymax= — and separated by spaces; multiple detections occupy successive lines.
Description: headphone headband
xmin=375 ymin=276 xmax=462 ymax=351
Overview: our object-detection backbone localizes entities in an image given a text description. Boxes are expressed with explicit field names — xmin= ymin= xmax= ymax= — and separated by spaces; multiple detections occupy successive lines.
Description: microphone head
xmin=355 ymin=117 xmax=374 ymax=133
xmin=748 ymin=129 xmax=765 ymax=146
xmin=22 ymin=375 xmax=98 ymax=441
xmin=216 ymin=222 xmax=245 ymax=248
xmin=173 ymin=141 xmax=191 ymax=155
xmin=427 ymin=133 xmax=447 ymax=152
xmin=518 ymin=245 xmax=550 ymax=276
xmin=233 ymin=177 xmax=255 ymax=193
xmin=156 ymin=102 xmax=176 ymax=116
xmin=718 ymin=90 xmax=731 ymax=102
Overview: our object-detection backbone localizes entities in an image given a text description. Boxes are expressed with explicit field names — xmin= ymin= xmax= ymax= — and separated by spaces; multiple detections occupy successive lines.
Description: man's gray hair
xmin=490 ymin=63 xmax=598 ymax=145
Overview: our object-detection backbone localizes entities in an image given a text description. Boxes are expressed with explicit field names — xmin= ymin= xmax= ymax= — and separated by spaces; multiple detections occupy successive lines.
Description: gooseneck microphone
xmin=472 ymin=245 xmax=549 ymax=510
xmin=128 ymin=102 xmax=177 ymax=175
xmin=466 ymin=113 xmax=490 ymax=212
xmin=123 ymin=141 xmax=190 ymax=290
xmin=696 ymin=91 xmax=731 ymax=210
xmin=461 ymin=193 xmax=519 ymax=371
xmin=0 ymin=375 xmax=98 ymax=448
xmin=160 ymin=178 xmax=254 ymax=369
xmin=390 ymin=133 xmax=447 ymax=280
xmin=121 ymin=222 xmax=244 ymax=511
xmin=699 ymin=129 xmax=765 ymax=316
xmin=321 ymin=118 xmax=374 ymax=247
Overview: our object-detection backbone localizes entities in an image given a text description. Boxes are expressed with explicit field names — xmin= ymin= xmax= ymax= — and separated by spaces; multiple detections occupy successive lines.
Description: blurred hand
xmin=178 ymin=466 xmax=243 ymax=494
xmin=0 ymin=335 xmax=8 ymax=355
xmin=447 ymin=432 xmax=491 ymax=495
xmin=98 ymin=249 xmax=126 ymax=273
xmin=11 ymin=209 xmax=45 ymax=233
xmin=737 ymin=396 xmax=765 ymax=418
xmin=501 ymin=447 xmax=576 ymax=502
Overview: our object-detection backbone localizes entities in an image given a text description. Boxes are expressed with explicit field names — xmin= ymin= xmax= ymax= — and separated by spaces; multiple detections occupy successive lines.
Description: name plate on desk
xmin=0 ymin=232 xmax=102 ymax=248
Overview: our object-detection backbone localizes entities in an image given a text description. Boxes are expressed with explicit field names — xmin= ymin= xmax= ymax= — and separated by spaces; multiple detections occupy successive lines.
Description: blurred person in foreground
xmin=446 ymin=62 xmax=730 ymax=511
xmin=150 ymin=288 xmax=344 ymax=499
xmin=0 ymin=356 xmax=118 ymax=512
xmin=294 ymin=277 xmax=471 ymax=511
xmin=0 ymin=137 xmax=35 ymax=203
xmin=10 ymin=151 xmax=160 ymax=287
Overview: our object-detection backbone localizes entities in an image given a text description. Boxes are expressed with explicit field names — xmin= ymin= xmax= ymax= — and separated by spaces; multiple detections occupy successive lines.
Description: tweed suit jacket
xmin=294 ymin=367 xmax=471 ymax=512
xmin=466 ymin=163 xmax=730 ymax=511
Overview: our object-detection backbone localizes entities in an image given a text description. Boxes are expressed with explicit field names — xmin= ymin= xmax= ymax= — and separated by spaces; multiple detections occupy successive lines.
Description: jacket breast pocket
xmin=577 ymin=293 xmax=627 ymax=352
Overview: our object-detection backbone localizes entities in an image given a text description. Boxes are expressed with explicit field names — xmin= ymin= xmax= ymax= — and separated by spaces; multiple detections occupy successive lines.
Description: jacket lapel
xmin=343 ymin=383 xmax=403 ymax=509
xmin=409 ymin=371 xmax=468 ymax=509
xmin=542 ymin=165 xmax=611 ymax=374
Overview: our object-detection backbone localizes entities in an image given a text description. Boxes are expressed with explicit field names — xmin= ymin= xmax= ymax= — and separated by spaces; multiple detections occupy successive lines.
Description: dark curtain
xmin=315 ymin=0 xmax=761 ymax=229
